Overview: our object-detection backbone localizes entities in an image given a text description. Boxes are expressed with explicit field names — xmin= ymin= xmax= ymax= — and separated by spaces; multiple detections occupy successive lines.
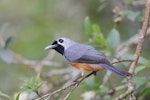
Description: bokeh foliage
xmin=0 ymin=0 xmax=150 ymax=100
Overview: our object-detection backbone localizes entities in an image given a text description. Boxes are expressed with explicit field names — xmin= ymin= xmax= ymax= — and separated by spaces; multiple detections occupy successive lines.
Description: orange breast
xmin=70 ymin=62 xmax=105 ymax=71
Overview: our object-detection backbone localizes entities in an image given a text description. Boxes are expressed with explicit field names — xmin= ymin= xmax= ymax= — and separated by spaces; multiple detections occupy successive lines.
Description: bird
xmin=45 ymin=37 xmax=132 ymax=77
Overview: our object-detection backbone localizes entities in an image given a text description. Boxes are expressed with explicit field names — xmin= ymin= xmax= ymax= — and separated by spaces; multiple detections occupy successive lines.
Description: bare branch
xmin=0 ymin=34 xmax=61 ymax=72
xmin=47 ymin=67 xmax=72 ymax=77
xmin=111 ymin=59 xmax=133 ymax=64
xmin=107 ymin=84 xmax=127 ymax=95
xmin=36 ymin=71 xmax=96 ymax=100
xmin=115 ymin=0 xmax=150 ymax=99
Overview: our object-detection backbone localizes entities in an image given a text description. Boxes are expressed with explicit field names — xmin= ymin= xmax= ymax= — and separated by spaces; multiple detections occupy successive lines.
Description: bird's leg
xmin=93 ymin=71 xmax=97 ymax=76
xmin=72 ymin=71 xmax=98 ymax=86
xmin=81 ymin=71 xmax=85 ymax=77
xmin=73 ymin=71 xmax=84 ymax=84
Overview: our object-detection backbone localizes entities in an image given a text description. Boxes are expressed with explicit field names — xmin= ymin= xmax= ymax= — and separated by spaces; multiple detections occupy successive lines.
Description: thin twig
xmin=0 ymin=36 xmax=60 ymax=73
xmin=107 ymin=84 xmax=127 ymax=95
xmin=115 ymin=0 xmax=150 ymax=99
xmin=46 ymin=83 xmax=75 ymax=100
xmin=36 ymin=91 xmax=45 ymax=100
xmin=98 ymin=84 xmax=127 ymax=98
xmin=36 ymin=71 xmax=96 ymax=100
xmin=63 ymin=84 xmax=78 ymax=100
xmin=111 ymin=59 xmax=133 ymax=64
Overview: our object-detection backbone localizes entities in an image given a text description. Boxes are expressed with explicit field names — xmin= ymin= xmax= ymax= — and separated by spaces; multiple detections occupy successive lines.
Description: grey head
xmin=45 ymin=37 xmax=77 ymax=55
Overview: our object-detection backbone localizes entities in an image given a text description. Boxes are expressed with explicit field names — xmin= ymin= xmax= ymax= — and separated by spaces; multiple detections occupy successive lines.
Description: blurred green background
xmin=0 ymin=0 xmax=150 ymax=100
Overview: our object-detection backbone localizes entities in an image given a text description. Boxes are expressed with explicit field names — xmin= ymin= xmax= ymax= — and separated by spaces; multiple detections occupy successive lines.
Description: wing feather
xmin=64 ymin=44 xmax=110 ymax=64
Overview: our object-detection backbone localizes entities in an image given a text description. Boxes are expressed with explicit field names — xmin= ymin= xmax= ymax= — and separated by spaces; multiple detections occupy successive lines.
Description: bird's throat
xmin=54 ymin=45 xmax=64 ymax=55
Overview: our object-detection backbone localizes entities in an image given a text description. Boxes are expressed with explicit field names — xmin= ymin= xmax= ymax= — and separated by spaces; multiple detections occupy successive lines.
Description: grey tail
xmin=99 ymin=64 xmax=132 ymax=76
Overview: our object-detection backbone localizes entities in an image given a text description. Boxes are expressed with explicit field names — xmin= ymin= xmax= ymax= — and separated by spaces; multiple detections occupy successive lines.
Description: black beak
xmin=45 ymin=44 xmax=58 ymax=50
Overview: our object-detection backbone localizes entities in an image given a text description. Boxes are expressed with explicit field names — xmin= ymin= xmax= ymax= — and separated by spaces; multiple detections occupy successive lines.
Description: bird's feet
xmin=72 ymin=80 xmax=80 ymax=86
xmin=93 ymin=71 xmax=97 ymax=76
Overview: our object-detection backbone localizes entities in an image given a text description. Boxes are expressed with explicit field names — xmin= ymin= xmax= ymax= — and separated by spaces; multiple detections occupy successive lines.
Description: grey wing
xmin=75 ymin=48 xmax=110 ymax=64
xmin=65 ymin=44 xmax=110 ymax=64
xmin=64 ymin=44 xmax=88 ymax=61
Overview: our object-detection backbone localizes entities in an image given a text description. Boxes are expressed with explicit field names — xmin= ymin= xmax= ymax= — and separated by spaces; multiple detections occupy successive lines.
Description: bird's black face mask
xmin=51 ymin=41 xmax=64 ymax=55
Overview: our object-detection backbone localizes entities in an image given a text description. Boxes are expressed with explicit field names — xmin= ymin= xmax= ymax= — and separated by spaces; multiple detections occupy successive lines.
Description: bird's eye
xmin=58 ymin=39 xmax=64 ymax=43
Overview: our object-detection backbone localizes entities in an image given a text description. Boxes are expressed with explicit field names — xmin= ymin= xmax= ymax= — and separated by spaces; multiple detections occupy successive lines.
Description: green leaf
xmin=4 ymin=36 xmax=13 ymax=49
xmin=93 ymin=36 xmax=108 ymax=48
xmin=139 ymin=87 xmax=150 ymax=100
xmin=21 ymin=86 xmax=32 ymax=91
xmin=20 ymin=74 xmax=41 ymax=92
xmin=0 ymin=24 xmax=8 ymax=36
xmin=133 ymin=76 xmax=148 ymax=89
xmin=15 ymin=92 xmax=21 ymax=100
xmin=36 ymin=73 xmax=40 ymax=81
xmin=35 ymin=73 xmax=40 ymax=85
xmin=127 ymin=11 xmax=140 ymax=21
xmin=135 ymin=66 xmax=146 ymax=74
xmin=92 ymin=24 xmax=101 ymax=35
xmin=97 ymin=3 xmax=106 ymax=12
xmin=0 ymin=50 xmax=13 ymax=64
xmin=0 ymin=91 xmax=11 ymax=100
xmin=30 ymin=77 xmax=34 ymax=85
xmin=19 ymin=77 xmax=30 ymax=83
xmin=84 ymin=16 xmax=92 ymax=36
xmin=146 ymin=61 xmax=150 ymax=67
xmin=107 ymin=28 xmax=120 ymax=51
xmin=138 ymin=56 xmax=148 ymax=65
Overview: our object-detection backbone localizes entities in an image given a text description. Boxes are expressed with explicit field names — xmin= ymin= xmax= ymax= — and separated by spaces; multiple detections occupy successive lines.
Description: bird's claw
xmin=73 ymin=80 xmax=79 ymax=86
